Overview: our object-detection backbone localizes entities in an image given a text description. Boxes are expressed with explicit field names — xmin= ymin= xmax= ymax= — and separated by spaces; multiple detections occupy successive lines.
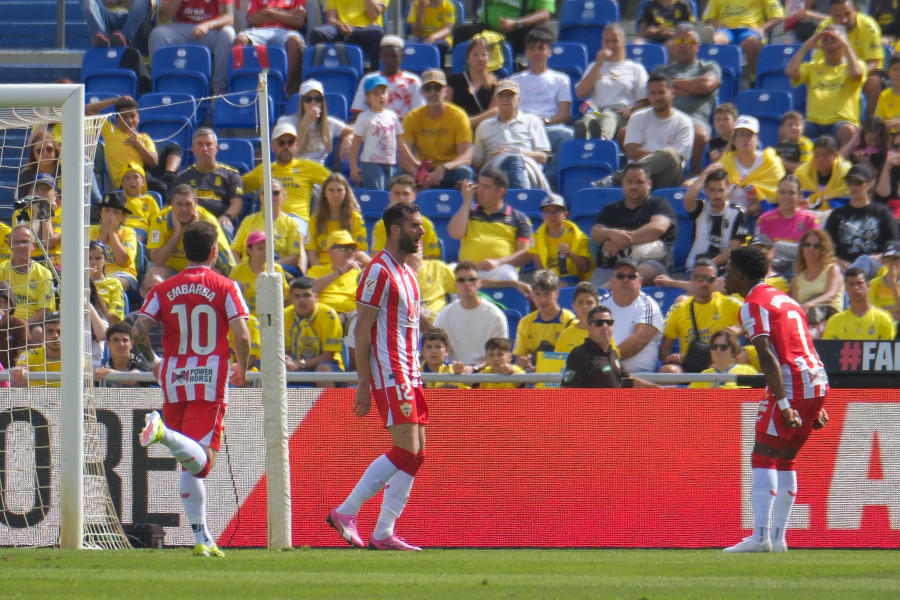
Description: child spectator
xmin=707 ymin=102 xmax=737 ymax=163
xmin=306 ymin=173 xmax=369 ymax=268
xmin=119 ymin=162 xmax=160 ymax=244
xmin=529 ymin=193 xmax=592 ymax=285
xmin=794 ymin=135 xmax=852 ymax=211
xmin=91 ymin=191 xmax=139 ymax=293
xmin=350 ymin=75 xmax=405 ymax=190
xmin=229 ymin=231 xmax=290 ymax=316
xmin=421 ymin=327 xmax=466 ymax=389
xmin=775 ymin=111 xmax=814 ymax=174
xmin=473 ymin=337 xmax=526 ymax=389
xmin=407 ymin=0 xmax=455 ymax=65
xmin=841 ymin=115 xmax=889 ymax=173
xmin=88 ymin=241 xmax=125 ymax=323
xmin=307 ymin=230 xmax=363 ymax=324
xmin=512 ymin=269 xmax=577 ymax=370
xmin=554 ymin=281 xmax=601 ymax=354
xmin=284 ymin=277 xmax=344 ymax=387
xmin=875 ymin=53 xmax=900 ymax=132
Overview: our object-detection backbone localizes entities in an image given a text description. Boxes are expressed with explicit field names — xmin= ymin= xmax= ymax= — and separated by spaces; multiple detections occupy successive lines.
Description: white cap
xmin=299 ymin=79 xmax=324 ymax=97
xmin=734 ymin=115 xmax=760 ymax=134
xmin=380 ymin=35 xmax=405 ymax=49
xmin=272 ymin=122 xmax=297 ymax=140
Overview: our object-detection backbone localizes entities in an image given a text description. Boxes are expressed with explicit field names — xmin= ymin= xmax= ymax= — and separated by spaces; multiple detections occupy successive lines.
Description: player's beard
xmin=399 ymin=233 xmax=420 ymax=255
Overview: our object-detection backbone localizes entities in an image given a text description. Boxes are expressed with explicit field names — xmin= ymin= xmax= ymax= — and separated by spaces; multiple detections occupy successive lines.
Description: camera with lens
xmin=14 ymin=194 xmax=53 ymax=222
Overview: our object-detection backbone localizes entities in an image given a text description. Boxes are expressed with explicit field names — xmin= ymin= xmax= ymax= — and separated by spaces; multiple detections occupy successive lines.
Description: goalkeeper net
xmin=0 ymin=86 xmax=130 ymax=549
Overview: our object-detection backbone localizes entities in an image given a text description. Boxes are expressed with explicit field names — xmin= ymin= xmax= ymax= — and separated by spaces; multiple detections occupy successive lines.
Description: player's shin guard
xmin=772 ymin=469 xmax=798 ymax=543
xmin=160 ymin=428 xmax=209 ymax=476
xmin=337 ymin=448 xmax=413 ymax=516
xmin=373 ymin=451 xmax=423 ymax=540
xmin=180 ymin=470 xmax=214 ymax=547
xmin=751 ymin=466 xmax=778 ymax=542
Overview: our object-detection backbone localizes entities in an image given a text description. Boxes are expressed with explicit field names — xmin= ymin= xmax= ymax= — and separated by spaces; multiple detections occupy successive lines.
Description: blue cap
xmin=33 ymin=172 xmax=57 ymax=190
xmin=364 ymin=75 xmax=389 ymax=93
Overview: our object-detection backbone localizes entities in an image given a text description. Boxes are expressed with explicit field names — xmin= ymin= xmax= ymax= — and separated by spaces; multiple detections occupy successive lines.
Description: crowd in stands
xmin=10 ymin=0 xmax=900 ymax=387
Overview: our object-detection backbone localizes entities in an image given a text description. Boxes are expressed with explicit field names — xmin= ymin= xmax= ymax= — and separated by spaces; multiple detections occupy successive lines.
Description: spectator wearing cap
xmin=307 ymin=229 xmax=362 ymax=324
xmin=350 ymin=75 xmax=413 ymax=190
xmin=242 ymin=121 xmax=331 ymax=235
xmin=351 ymin=35 xmax=424 ymax=118
xmin=407 ymin=0 xmax=456 ymax=66
xmin=276 ymin=79 xmax=353 ymax=165
xmin=867 ymin=240 xmax=900 ymax=319
xmin=785 ymin=25 xmax=865 ymax=146
xmin=598 ymin=258 xmax=664 ymax=375
xmin=0 ymin=281 xmax=27 ymax=370
xmin=748 ymin=232 xmax=792 ymax=293
xmin=825 ymin=163 xmax=900 ymax=277
xmin=308 ymin=0 xmax=388 ymax=70
xmin=591 ymin=162 xmax=678 ymax=287
xmin=234 ymin=0 xmax=307 ymax=95
xmin=119 ymin=161 xmax=161 ymax=244
xmin=718 ymin=115 xmax=786 ymax=220
xmin=401 ymin=69 xmax=476 ymax=190
xmin=11 ymin=310 xmax=60 ymax=388
xmin=0 ymin=226 xmax=56 ymax=323
xmin=823 ymin=266 xmax=896 ymax=339
xmin=472 ymin=79 xmax=551 ymax=190
xmin=229 ymin=230 xmax=290 ymax=316
xmin=528 ymin=192 xmax=591 ymax=285
xmin=90 ymin=191 xmax=139 ymax=293
xmin=232 ymin=179 xmax=305 ymax=275
xmin=171 ymin=128 xmax=244 ymax=238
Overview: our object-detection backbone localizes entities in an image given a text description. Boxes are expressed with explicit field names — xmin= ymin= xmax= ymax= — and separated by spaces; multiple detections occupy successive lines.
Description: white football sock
xmin=180 ymin=470 xmax=214 ymax=546
xmin=373 ymin=471 xmax=415 ymax=540
xmin=751 ymin=467 xmax=777 ymax=541
xmin=160 ymin=428 xmax=208 ymax=476
xmin=772 ymin=470 xmax=798 ymax=542
xmin=337 ymin=454 xmax=399 ymax=516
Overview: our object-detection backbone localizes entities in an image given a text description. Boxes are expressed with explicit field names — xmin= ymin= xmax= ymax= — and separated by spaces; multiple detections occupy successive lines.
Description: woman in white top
xmin=573 ymin=23 xmax=649 ymax=142
xmin=276 ymin=79 xmax=353 ymax=165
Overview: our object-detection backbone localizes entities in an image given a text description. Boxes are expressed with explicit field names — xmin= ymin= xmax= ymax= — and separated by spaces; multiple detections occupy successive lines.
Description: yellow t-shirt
xmin=324 ymin=0 xmax=388 ymax=27
xmin=868 ymin=274 xmax=898 ymax=315
xmin=124 ymin=193 xmax=161 ymax=237
xmin=305 ymin=213 xmax=368 ymax=266
xmin=284 ymin=303 xmax=345 ymax=370
xmin=688 ymin=363 xmax=759 ymax=389
xmin=822 ymin=307 xmax=896 ymax=340
xmin=815 ymin=13 xmax=884 ymax=69
xmin=229 ymin=261 xmax=289 ymax=315
xmin=401 ymin=103 xmax=473 ymax=167
xmin=702 ymin=0 xmax=783 ymax=28
xmin=793 ymin=58 xmax=867 ymax=127
xmin=307 ymin=264 xmax=361 ymax=314
xmin=0 ymin=260 xmax=55 ymax=321
xmin=90 ymin=224 xmax=138 ymax=280
xmin=372 ymin=214 xmax=442 ymax=259
xmin=529 ymin=221 xmax=593 ymax=280
xmin=407 ymin=0 xmax=455 ymax=44
xmin=554 ymin=324 xmax=589 ymax=354
xmin=0 ymin=222 xmax=11 ymax=263
xmin=231 ymin=211 xmax=303 ymax=261
xmin=241 ymin=159 xmax=332 ymax=221
xmin=663 ymin=292 xmax=743 ymax=351
xmin=475 ymin=363 xmax=527 ymax=389
xmin=17 ymin=346 xmax=61 ymax=388
xmin=416 ymin=258 xmax=457 ymax=317
xmin=422 ymin=361 xmax=469 ymax=389
xmin=875 ymin=87 xmax=900 ymax=128
xmin=101 ymin=120 xmax=157 ymax=187
xmin=147 ymin=206 xmax=236 ymax=274
xmin=719 ymin=147 xmax=786 ymax=202
xmin=93 ymin=274 xmax=125 ymax=322
xmin=513 ymin=308 xmax=578 ymax=356
xmin=230 ymin=313 xmax=261 ymax=371
xmin=15 ymin=206 xmax=63 ymax=267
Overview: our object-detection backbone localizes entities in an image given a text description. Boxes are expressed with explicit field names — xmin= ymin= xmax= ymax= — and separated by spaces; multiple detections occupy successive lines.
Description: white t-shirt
xmin=275 ymin=113 xmax=348 ymax=164
xmin=623 ymin=106 xmax=695 ymax=161
xmin=353 ymin=109 xmax=402 ymax=165
xmin=509 ymin=69 xmax=572 ymax=119
xmin=579 ymin=59 xmax=649 ymax=110
xmin=599 ymin=291 xmax=663 ymax=374
xmin=351 ymin=71 xmax=425 ymax=118
xmin=433 ymin=299 xmax=509 ymax=365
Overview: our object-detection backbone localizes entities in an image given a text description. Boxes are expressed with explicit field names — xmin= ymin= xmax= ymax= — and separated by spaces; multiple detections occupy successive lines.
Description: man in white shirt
xmin=473 ymin=79 xmax=551 ymax=190
xmin=600 ymin=72 xmax=694 ymax=190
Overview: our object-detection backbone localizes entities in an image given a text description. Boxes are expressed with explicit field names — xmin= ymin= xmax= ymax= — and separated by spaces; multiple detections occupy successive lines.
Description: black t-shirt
xmin=561 ymin=338 xmax=629 ymax=388
xmin=775 ymin=140 xmax=801 ymax=165
xmin=594 ymin=195 xmax=678 ymax=245
xmin=824 ymin=201 xmax=900 ymax=261
xmin=447 ymin=73 xmax=496 ymax=117
xmin=869 ymin=0 xmax=900 ymax=38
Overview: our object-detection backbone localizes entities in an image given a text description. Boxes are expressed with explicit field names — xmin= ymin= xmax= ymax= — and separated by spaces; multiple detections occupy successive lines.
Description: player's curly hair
xmin=729 ymin=246 xmax=768 ymax=281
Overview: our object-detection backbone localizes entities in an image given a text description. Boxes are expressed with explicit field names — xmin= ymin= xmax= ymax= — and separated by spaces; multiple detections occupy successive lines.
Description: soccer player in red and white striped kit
xmin=722 ymin=246 xmax=829 ymax=553
xmin=327 ymin=202 xmax=427 ymax=551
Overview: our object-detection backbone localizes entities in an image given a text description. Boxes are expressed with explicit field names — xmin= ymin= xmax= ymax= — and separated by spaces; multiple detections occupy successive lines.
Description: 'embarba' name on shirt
xmin=167 ymin=284 xmax=217 ymax=302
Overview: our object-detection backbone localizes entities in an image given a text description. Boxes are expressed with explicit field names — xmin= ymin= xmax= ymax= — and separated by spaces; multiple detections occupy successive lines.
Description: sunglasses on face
xmin=271 ymin=190 xmax=282 ymax=196
xmin=456 ymin=277 xmax=478 ymax=283
xmin=422 ymin=84 xmax=443 ymax=92
xmin=614 ymin=272 xmax=638 ymax=281
xmin=801 ymin=241 xmax=822 ymax=249
xmin=302 ymin=95 xmax=323 ymax=103
xmin=693 ymin=274 xmax=716 ymax=283
xmin=275 ymin=138 xmax=295 ymax=146
xmin=590 ymin=319 xmax=615 ymax=327
xmin=710 ymin=343 xmax=730 ymax=352
xmin=332 ymin=245 xmax=356 ymax=251
xmin=672 ymin=38 xmax=697 ymax=46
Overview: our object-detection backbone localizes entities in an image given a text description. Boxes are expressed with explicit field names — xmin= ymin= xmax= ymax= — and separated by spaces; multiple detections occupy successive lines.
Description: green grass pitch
xmin=0 ymin=548 xmax=898 ymax=599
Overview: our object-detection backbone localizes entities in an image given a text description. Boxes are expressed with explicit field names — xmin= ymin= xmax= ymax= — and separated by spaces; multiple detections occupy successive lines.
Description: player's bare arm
xmin=353 ymin=303 xmax=380 ymax=417
xmin=131 ymin=314 xmax=158 ymax=366
xmin=753 ymin=334 xmax=802 ymax=429
xmin=229 ymin=317 xmax=251 ymax=387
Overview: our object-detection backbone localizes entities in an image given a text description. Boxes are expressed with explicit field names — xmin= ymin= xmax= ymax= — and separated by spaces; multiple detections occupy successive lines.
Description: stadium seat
xmin=285 ymin=91 xmax=349 ymax=123
xmin=451 ymin=41 xmax=514 ymax=77
xmin=482 ymin=287 xmax=531 ymax=317
xmin=557 ymin=285 xmax=576 ymax=310
xmin=229 ymin=45 xmax=288 ymax=110
xmin=643 ymin=286 xmax=684 ymax=316
xmin=139 ymin=117 xmax=193 ymax=152
xmin=212 ymin=93 xmax=275 ymax=138
xmin=735 ymin=89 xmax=793 ymax=119
xmin=138 ymin=92 xmax=199 ymax=126
xmin=755 ymin=44 xmax=806 ymax=113
xmin=653 ymin=187 xmax=688 ymax=216
xmin=558 ymin=0 xmax=620 ymax=57
xmin=549 ymin=41 xmax=589 ymax=83
xmin=151 ymin=44 xmax=212 ymax=100
xmin=82 ymin=47 xmax=138 ymax=98
xmin=502 ymin=308 xmax=522 ymax=341
xmin=697 ymin=44 xmax=742 ymax=103
xmin=216 ymin=138 xmax=256 ymax=173
xmin=85 ymin=92 xmax=119 ymax=115
xmin=569 ymin=187 xmax=622 ymax=235
xmin=415 ymin=188 xmax=463 ymax=218
xmin=399 ymin=42 xmax=441 ymax=74
xmin=626 ymin=43 xmax=668 ymax=73
xmin=557 ymin=139 xmax=621 ymax=203
xmin=356 ymin=188 xmax=391 ymax=239
xmin=303 ymin=43 xmax=364 ymax=103
xmin=504 ymin=188 xmax=549 ymax=223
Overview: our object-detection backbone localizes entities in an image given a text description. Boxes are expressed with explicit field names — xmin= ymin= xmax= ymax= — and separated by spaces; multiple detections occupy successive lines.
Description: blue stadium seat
xmin=653 ymin=187 xmax=695 ymax=271
xmin=755 ymin=44 xmax=806 ymax=113
xmin=151 ymin=44 xmax=212 ymax=100
xmin=85 ymin=92 xmax=119 ymax=115
xmin=482 ymin=287 xmax=531 ymax=317
xmin=643 ymin=286 xmax=685 ymax=316
xmin=557 ymin=285 xmax=576 ymax=310
xmin=504 ymin=188 xmax=549 ymax=223
xmin=417 ymin=189 xmax=463 ymax=262
xmin=558 ymin=0 xmax=620 ymax=57
xmin=212 ymin=93 xmax=274 ymax=138
xmin=356 ymin=188 xmax=391 ymax=240
xmin=216 ymin=138 xmax=256 ymax=173
xmin=451 ymin=41 xmax=514 ymax=77
xmin=139 ymin=118 xmax=193 ymax=152
xmin=626 ymin=43 xmax=668 ymax=73
xmin=284 ymin=91 xmax=349 ymax=123
xmin=502 ymin=308 xmax=522 ymax=341
xmin=138 ymin=92 xmax=199 ymax=126
xmin=735 ymin=89 xmax=793 ymax=119
xmin=569 ymin=187 xmax=622 ymax=236
xmin=229 ymin=45 xmax=288 ymax=110
xmin=697 ymin=44 xmax=742 ymax=103
xmin=303 ymin=44 xmax=364 ymax=104
xmin=399 ymin=42 xmax=441 ymax=74
xmin=549 ymin=41 xmax=589 ymax=83
xmin=82 ymin=47 xmax=137 ymax=98
xmin=557 ymin=139 xmax=621 ymax=202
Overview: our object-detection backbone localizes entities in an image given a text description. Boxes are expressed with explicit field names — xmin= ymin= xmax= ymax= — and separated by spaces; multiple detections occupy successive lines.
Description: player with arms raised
xmin=722 ymin=246 xmax=828 ymax=553
xmin=327 ymin=202 xmax=427 ymax=551
xmin=132 ymin=221 xmax=251 ymax=558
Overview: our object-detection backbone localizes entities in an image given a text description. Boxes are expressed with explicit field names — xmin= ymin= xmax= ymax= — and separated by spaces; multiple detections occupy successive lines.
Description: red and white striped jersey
xmin=739 ymin=283 xmax=828 ymax=400
xmin=356 ymin=250 xmax=421 ymax=390
xmin=140 ymin=265 xmax=249 ymax=403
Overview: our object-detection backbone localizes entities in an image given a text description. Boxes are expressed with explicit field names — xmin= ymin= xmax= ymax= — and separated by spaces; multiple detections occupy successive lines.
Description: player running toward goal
xmin=327 ymin=202 xmax=427 ymax=551
xmin=722 ymin=246 xmax=828 ymax=553
xmin=132 ymin=221 xmax=251 ymax=558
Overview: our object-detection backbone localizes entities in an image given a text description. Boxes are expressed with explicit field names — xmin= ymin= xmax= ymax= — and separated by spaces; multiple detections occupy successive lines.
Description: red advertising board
xmin=221 ymin=389 xmax=900 ymax=548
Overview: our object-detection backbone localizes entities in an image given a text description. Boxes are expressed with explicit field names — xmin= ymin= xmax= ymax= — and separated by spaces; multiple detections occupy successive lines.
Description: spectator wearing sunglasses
xmin=231 ymin=179 xmax=306 ymax=277
xmin=687 ymin=328 xmax=758 ymax=389
xmin=276 ymin=79 xmax=353 ymax=166
xmin=562 ymin=305 xmax=658 ymax=388
xmin=658 ymin=258 xmax=742 ymax=373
